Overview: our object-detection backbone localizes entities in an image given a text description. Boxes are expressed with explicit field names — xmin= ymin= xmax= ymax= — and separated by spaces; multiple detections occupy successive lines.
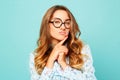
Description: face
xmin=49 ymin=10 xmax=70 ymax=44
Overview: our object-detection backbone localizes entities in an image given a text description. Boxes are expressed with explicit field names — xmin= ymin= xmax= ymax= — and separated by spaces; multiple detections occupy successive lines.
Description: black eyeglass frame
xmin=49 ymin=18 xmax=71 ymax=29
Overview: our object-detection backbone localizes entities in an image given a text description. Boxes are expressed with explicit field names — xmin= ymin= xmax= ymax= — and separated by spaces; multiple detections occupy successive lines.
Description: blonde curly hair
xmin=34 ymin=5 xmax=84 ymax=74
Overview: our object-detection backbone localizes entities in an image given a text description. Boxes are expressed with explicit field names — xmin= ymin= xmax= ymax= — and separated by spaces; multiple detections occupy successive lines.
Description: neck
xmin=51 ymin=39 xmax=59 ymax=47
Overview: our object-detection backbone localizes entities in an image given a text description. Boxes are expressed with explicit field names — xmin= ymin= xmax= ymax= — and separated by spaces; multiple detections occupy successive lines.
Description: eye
xmin=65 ymin=21 xmax=71 ymax=25
xmin=54 ymin=20 xmax=61 ymax=24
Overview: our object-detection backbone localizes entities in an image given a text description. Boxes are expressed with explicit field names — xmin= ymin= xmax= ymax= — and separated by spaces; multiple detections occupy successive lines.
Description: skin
xmin=46 ymin=10 xmax=70 ymax=70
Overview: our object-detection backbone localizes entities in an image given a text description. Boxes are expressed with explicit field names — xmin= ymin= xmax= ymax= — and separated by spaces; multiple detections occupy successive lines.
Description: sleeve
xmin=60 ymin=45 xmax=97 ymax=80
xmin=29 ymin=52 xmax=54 ymax=80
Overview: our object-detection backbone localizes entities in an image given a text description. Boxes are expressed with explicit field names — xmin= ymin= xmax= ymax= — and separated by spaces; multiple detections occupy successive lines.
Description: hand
xmin=46 ymin=36 xmax=68 ymax=69
xmin=57 ymin=52 xmax=68 ymax=70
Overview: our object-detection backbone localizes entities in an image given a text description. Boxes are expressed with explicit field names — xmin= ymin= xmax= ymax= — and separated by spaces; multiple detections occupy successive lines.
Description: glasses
xmin=49 ymin=18 xmax=71 ymax=29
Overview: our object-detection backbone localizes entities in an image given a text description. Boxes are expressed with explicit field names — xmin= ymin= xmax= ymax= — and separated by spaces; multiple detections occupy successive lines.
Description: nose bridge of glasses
xmin=60 ymin=22 xmax=66 ymax=28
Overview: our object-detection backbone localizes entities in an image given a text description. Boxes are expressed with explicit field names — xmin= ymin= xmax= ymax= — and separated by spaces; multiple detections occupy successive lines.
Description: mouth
xmin=59 ymin=31 xmax=66 ymax=35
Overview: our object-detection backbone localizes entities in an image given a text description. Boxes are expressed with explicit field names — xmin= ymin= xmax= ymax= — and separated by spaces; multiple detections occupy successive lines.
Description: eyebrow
xmin=52 ymin=17 xmax=70 ymax=21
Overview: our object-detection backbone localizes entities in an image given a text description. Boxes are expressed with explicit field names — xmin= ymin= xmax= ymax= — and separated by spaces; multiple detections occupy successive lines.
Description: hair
xmin=34 ymin=5 xmax=84 ymax=74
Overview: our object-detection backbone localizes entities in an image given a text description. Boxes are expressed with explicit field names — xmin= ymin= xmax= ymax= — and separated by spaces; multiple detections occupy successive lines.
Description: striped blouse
xmin=29 ymin=45 xmax=97 ymax=80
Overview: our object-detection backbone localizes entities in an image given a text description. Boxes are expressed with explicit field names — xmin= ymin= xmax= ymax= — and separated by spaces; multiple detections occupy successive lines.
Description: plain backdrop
xmin=0 ymin=0 xmax=120 ymax=80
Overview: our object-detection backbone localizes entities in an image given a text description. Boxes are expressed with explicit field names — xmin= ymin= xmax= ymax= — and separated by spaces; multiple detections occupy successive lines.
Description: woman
xmin=30 ymin=5 xmax=97 ymax=80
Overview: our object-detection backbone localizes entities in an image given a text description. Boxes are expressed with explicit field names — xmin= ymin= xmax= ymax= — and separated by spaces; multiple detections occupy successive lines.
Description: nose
xmin=60 ymin=23 xmax=66 ymax=30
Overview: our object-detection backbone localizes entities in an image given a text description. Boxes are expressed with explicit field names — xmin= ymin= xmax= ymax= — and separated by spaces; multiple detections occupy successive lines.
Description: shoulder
xmin=30 ymin=51 xmax=35 ymax=59
xmin=29 ymin=51 xmax=37 ymax=64
xmin=81 ymin=44 xmax=91 ymax=54
xmin=81 ymin=44 xmax=93 ymax=62
xmin=30 ymin=51 xmax=37 ymax=58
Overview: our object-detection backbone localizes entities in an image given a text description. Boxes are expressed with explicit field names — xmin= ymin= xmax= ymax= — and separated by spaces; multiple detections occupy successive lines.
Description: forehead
xmin=52 ymin=10 xmax=70 ymax=20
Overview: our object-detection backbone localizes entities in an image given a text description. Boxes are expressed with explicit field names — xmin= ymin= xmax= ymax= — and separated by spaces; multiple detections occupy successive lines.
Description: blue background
xmin=0 ymin=0 xmax=120 ymax=80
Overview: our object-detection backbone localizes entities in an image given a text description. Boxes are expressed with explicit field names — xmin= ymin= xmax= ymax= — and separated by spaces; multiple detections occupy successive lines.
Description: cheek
xmin=49 ymin=26 xmax=58 ymax=36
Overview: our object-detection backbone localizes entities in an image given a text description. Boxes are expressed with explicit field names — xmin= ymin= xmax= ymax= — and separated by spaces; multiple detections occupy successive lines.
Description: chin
xmin=57 ymin=36 xmax=66 ymax=41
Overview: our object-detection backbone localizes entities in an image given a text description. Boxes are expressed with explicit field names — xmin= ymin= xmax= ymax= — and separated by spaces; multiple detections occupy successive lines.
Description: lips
xmin=59 ymin=31 xmax=66 ymax=35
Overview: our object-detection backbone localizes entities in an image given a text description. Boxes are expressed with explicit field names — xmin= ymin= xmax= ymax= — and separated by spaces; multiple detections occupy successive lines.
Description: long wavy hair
xmin=34 ymin=5 xmax=84 ymax=74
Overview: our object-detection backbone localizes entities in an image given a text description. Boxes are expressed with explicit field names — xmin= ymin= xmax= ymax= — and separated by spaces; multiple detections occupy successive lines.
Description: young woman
xmin=30 ymin=5 xmax=97 ymax=80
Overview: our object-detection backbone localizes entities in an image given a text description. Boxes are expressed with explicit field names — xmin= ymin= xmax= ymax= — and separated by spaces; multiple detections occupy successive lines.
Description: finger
xmin=59 ymin=50 xmax=68 ymax=55
xmin=58 ymin=36 xmax=68 ymax=45
xmin=59 ymin=52 xmax=64 ymax=55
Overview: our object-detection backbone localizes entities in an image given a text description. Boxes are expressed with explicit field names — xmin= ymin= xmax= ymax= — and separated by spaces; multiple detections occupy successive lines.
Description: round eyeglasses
xmin=49 ymin=18 xmax=71 ymax=29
